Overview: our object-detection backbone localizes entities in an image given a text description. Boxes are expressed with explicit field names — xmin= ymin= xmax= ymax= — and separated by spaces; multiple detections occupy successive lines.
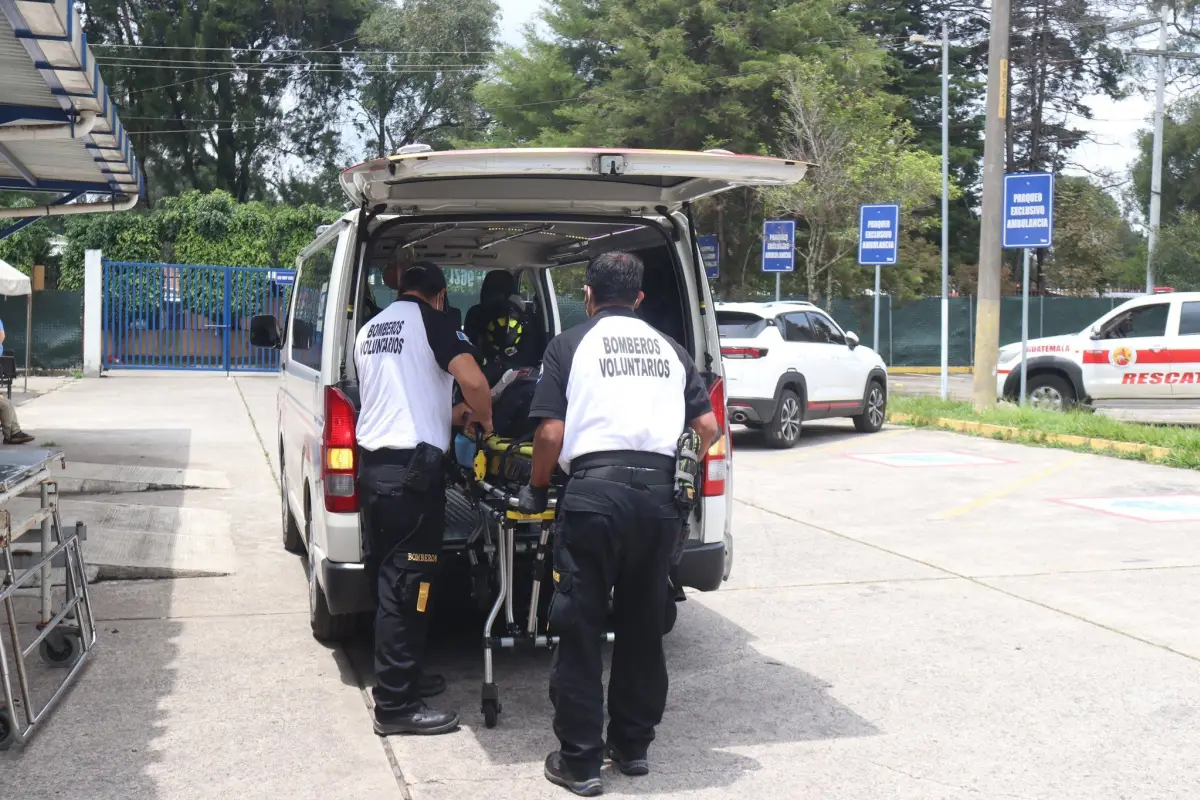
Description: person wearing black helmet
xmin=517 ymin=250 xmax=719 ymax=796
xmin=354 ymin=259 xmax=494 ymax=736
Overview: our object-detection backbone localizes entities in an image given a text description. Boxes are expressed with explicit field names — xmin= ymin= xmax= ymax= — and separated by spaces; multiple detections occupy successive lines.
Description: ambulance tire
xmin=1026 ymin=373 xmax=1076 ymax=411
xmin=765 ymin=389 xmax=803 ymax=449
xmin=280 ymin=458 xmax=304 ymax=555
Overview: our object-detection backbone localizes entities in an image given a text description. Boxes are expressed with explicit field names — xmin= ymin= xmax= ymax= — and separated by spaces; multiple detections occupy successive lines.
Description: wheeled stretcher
xmin=449 ymin=433 xmax=614 ymax=729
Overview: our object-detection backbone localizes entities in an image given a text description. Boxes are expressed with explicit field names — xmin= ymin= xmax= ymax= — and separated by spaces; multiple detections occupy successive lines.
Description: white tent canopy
xmin=0 ymin=258 xmax=32 ymax=296
xmin=0 ymin=258 xmax=33 ymax=391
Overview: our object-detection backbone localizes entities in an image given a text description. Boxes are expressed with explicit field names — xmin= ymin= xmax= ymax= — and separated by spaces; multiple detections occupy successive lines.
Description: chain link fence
xmin=0 ymin=291 xmax=83 ymax=372
xmin=15 ymin=288 xmax=1123 ymax=374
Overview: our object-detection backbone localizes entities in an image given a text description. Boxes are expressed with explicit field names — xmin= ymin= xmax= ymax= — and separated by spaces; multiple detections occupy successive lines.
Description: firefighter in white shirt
xmin=354 ymin=260 xmax=493 ymax=736
xmin=517 ymin=251 xmax=719 ymax=796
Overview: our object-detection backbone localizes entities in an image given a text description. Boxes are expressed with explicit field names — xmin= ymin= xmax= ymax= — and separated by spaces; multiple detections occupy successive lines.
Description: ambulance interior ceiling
xmin=366 ymin=220 xmax=670 ymax=273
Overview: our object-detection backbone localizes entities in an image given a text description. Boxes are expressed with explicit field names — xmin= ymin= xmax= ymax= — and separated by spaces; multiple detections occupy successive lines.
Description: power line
xmin=101 ymin=63 xmax=484 ymax=73
xmin=97 ymin=57 xmax=487 ymax=67
xmin=91 ymin=43 xmax=495 ymax=54
xmin=130 ymin=34 xmax=361 ymax=94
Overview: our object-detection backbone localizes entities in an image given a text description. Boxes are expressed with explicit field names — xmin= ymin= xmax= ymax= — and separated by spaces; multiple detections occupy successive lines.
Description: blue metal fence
xmin=102 ymin=261 xmax=294 ymax=372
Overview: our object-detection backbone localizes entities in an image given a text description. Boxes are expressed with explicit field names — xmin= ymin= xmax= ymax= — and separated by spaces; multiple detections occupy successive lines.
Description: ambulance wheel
xmin=308 ymin=554 xmax=356 ymax=642
xmin=280 ymin=465 xmax=304 ymax=554
xmin=0 ymin=707 xmax=14 ymax=750
xmin=483 ymin=699 xmax=500 ymax=729
xmin=1026 ymin=374 xmax=1075 ymax=411
xmin=765 ymin=389 xmax=802 ymax=449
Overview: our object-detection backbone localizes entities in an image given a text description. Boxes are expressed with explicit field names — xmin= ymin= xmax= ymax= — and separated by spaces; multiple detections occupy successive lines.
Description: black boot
xmin=544 ymin=752 xmax=602 ymax=797
xmin=418 ymin=672 xmax=446 ymax=698
xmin=605 ymin=744 xmax=649 ymax=776
xmin=373 ymin=704 xmax=459 ymax=736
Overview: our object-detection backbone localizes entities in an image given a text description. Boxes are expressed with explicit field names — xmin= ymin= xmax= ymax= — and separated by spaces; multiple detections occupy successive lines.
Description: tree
xmin=1006 ymin=0 xmax=1127 ymax=175
xmin=83 ymin=0 xmax=371 ymax=203
xmin=0 ymin=195 xmax=60 ymax=283
xmin=469 ymin=0 xmax=884 ymax=295
xmin=1154 ymin=212 xmax=1200 ymax=291
xmin=763 ymin=63 xmax=947 ymax=305
xmin=1132 ymin=93 xmax=1200 ymax=222
xmin=849 ymin=0 xmax=990 ymax=274
xmin=352 ymin=0 xmax=499 ymax=159
xmin=1042 ymin=176 xmax=1133 ymax=293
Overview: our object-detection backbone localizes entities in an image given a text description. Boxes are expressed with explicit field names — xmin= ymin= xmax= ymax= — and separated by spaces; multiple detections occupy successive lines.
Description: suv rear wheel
xmin=765 ymin=388 xmax=803 ymax=449
xmin=853 ymin=380 xmax=887 ymax=433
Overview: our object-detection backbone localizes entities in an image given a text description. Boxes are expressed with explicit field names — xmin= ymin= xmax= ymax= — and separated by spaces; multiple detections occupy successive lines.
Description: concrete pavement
xmin=2 ymin=374 xmax=1200 ymax=798
xmin=1 ymin=374 xmax=400 ymax=799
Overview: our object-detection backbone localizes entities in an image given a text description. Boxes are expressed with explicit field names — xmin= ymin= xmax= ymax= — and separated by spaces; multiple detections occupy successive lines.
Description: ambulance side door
xmin=1172 ymin=300 xmax=1200 ymax=398
xmin=1081 ymin=300 xmax=1173 ymax=399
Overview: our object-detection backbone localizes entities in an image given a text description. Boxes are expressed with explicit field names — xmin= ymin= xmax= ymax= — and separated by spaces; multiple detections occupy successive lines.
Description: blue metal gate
xmin=101 ymin=261 xmax=294 ymax=372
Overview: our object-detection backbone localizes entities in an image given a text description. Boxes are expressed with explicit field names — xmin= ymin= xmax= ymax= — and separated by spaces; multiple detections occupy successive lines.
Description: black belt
xmin=358 ymin=447 xmax=416 ymax=467
xmin=571 ymin=450 xmax=674 ymax=472
xmin=570 ymin=466 xmax=674 ymax=486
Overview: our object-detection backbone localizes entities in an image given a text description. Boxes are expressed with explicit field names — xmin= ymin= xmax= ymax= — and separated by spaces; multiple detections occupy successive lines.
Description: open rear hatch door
xmin=340 ymin=148 xmax=809 ymax=215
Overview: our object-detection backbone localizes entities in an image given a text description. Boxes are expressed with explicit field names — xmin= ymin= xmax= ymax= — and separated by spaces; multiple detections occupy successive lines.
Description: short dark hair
xmin=585 ymin=251 xmax=643 ymax=305
xmin=400 ymin=260 xmax=447 ymax=296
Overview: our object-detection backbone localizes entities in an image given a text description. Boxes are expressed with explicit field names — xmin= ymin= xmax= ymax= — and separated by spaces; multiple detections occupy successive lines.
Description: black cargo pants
xmin=359 ymin=447 xmax=445 ymax=720
xmin=547 ymin=466 xmax=681 ymax=780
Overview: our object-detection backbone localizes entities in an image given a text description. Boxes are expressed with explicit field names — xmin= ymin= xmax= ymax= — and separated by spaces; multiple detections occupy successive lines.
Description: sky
xmin=494 ymin=0 xmax=1168 ymax=204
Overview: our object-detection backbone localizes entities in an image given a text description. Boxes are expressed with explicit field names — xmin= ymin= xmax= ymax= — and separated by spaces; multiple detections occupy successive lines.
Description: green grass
xmin=888 ymin=395 xmax=1200 ymax=471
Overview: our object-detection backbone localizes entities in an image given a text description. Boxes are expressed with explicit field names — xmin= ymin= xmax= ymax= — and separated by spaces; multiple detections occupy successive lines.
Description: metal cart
xmin=454 ymin=442 xmax=614 ymax=730
xmin=0 ymin=449 xmax=95 ymax=750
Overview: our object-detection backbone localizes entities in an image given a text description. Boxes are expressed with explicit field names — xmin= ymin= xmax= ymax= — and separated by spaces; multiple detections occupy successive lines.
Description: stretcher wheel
xmin=482 ymin=699 xmax=500 ymax=729
xmin=39 ymin=630 xmax=81 ymax=667
xmin=0 ymin=707 xmax=15 ymax=750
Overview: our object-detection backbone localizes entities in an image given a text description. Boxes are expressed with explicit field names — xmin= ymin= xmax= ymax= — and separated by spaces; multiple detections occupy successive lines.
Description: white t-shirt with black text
xmin=529 ymin=307 xmax=712 ymax=473
xmin=354 ymin=296 xmax=474 ymax=453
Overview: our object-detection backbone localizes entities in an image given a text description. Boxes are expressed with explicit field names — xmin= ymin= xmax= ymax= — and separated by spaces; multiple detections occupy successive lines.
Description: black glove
xmin=517 ymin=484 xmax=549 ymax=514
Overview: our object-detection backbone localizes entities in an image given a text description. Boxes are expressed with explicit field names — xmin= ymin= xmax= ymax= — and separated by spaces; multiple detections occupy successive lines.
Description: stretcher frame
xmin=457 ymin=440 xmax=614 ymax=729
xmin=0 ymin=451 xmax=96 ymax=750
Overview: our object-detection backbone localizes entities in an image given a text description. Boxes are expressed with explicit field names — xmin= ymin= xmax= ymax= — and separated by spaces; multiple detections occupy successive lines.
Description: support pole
xmin=24 ymin=292 xmax=32 ymax=392
xmin=1146 ymin=0 xmax=1169 ymax=294
xmin=873 ymin=266 xmax=881 ymax=353
xmin=1020 ymin=249 xmax=1030 ymax=406
xmin=775 ymin=272 xmax=781 ymax=302
xmin=971 ymin=0 xmax=1011 ymax=408
xmin=940 ymin=20 xmax=951 ymax=400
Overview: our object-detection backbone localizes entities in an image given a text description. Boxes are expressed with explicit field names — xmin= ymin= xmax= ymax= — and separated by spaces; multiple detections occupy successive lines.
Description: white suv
xmin=249 ymin=147 xmax=808 ymax=639
xmin=996 ymin=291 xmax=1200 ymax=408
xmin=716 ymin=301 xmax=888 ymax=447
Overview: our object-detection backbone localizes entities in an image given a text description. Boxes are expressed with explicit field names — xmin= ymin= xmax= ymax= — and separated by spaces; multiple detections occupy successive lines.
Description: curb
xmin=887 ymin=412 xmax=1174 ymax=461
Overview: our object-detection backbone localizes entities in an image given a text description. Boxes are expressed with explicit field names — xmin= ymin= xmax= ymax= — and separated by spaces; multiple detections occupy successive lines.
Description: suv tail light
xmin=721 ymin=346 xmax=768 ymax=359
xmin=323 ymin=386 xmax=358 ymax=513
xmin=702 ymin=376 xmax=729 ymax=497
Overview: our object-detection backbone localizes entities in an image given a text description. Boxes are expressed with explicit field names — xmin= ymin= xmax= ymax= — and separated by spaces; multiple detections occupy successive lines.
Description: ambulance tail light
xmin=323 ymin=386 xmax=358 ymax=514
xmin=702 ymin=377 xmax=729 ymax=497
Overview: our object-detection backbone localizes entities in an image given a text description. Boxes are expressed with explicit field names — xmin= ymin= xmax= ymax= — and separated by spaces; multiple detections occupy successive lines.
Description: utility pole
xmin=940 ymin=21 xmax=950 ymax=401
xmin=910 ymin=28 xmax=952 ymax=400
xmin=1146 ymin=1 xmax=1169 ymax=293
xmin=972 ymin=0 xmax=1011 ymax=409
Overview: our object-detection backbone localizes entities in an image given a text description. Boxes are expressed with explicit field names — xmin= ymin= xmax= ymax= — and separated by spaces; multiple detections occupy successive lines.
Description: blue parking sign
xmin=761 ymin=220 xmax=795 ymax=273
xmin=1002 ymin=172 xmax=1054 ymax=249
xmin=697 ymin=234 xmax=720 ymax=279
xmin=858 ymin=204 xmax=900 ymax=265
